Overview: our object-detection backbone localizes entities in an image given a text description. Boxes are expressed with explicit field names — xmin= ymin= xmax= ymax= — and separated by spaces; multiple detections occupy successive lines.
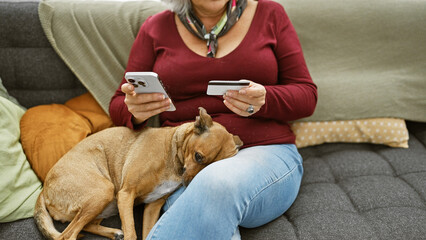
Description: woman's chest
xmin=175 ymin=1 xmax=258 ymax=59
xmin=152 ymin=41 xmax=278 ymax=101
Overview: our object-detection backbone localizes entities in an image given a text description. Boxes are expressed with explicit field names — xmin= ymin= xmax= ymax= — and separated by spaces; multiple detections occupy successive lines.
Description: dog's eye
xmin=194 ymin=152 xmax=204 ymax=163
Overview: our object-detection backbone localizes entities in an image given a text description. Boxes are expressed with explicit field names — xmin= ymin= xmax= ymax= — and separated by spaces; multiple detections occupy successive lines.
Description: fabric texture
xmin=243 ymin=131 xmax=426 ymax=239
xmin=64 ymin=92 xmax=115 ymax=133
xmin=110 ymin=0 xmax=317 ymax=148
xmin=0 ymin=96 xmax=42 ymax=223
xmin=291 ymin=118 xmax=409 ymax=148
xmin=38 ymin=0 xmax=426 ymax=122
xmin=0 ymin=1 xmax=87 ymax=110
xmin=0 ymin=77 xmax=22 ymax=108
xmin=38 ymin=0 xmax=167 ymax=114
xmin=274 ymin=0 xmax=426 ymax=122
xmin=20 ymin=93 xmax=113 ymax=182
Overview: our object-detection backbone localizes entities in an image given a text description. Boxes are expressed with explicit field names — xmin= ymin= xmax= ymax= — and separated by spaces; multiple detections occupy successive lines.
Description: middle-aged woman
xmin=109 ymin=0 xmax=317 ymax=239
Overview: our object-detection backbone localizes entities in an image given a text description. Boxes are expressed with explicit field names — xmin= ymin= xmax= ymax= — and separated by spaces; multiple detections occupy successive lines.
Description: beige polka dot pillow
xmin=290 ymin=118 xmax=409 ymax=148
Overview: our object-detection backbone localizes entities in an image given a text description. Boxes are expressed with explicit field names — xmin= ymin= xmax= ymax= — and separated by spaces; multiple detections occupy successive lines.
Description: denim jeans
xmin=146 ymin=144 xmax=303 ymax=240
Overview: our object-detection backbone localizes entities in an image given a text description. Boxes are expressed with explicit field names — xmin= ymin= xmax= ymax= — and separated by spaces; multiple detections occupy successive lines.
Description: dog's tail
xmin=34 ymin=190 xmax=60 ymax=240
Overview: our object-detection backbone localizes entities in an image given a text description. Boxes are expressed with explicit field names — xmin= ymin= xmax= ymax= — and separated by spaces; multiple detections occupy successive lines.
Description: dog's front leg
xmin=117 ymin=189 xmax=137 ymax=240
xmin=142 ymin=196 xmax=168 ymax=240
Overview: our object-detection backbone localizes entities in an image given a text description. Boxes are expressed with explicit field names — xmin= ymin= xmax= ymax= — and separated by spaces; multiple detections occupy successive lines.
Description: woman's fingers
xmin=131 ymin=102 xmax=171 ymax=124
xmin=223 ymin=98 xmax=255 ymax=117
xmin=127 ymin=97 xmax=171 ymax=113
xmin=121 ymin=83 xmax=171 ymax=124
xmin=121 ymin=83 xmax=135 ymax=95
xmin=222 ymin=81 xmax=266 ymax=117
xmin=238 ymin=81 xmax=266 ymax=98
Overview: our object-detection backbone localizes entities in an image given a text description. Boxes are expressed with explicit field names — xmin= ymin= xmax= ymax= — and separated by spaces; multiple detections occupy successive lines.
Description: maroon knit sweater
xmin=109 ymin=0 xmax=317 ymax=148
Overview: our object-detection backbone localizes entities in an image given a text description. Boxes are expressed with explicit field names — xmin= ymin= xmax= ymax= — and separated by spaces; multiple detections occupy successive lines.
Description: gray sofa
xmin=1 ymin=1 xmax=425 ymax=240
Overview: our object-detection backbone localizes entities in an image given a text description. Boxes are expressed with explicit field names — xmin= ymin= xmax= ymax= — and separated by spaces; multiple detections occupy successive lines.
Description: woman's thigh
xmin=163 ymin=144 xmax=303 ymax=228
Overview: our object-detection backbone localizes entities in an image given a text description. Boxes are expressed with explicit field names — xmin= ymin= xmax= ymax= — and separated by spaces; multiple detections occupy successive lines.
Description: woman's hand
xmin=121 ymin=83 xmax=172 ymax=125
xmin=223 ymin=81 xmax=266 ymax=117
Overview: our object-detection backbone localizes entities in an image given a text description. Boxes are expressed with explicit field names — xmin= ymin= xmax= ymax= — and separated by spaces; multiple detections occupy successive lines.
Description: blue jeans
xmin=146 ymin=144 xmax=303 ymax=240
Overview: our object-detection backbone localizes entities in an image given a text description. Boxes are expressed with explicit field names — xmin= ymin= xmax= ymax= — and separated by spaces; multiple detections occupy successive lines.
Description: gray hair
xmin=161 ymin=0 xmax=191 ymax=15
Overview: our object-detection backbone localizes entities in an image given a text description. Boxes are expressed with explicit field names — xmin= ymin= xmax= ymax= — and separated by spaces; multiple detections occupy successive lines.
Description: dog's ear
xmin=233 ymin=135 xmax=243 ymax=149
xmin=194 ymin=107 xmax=213 ymax=135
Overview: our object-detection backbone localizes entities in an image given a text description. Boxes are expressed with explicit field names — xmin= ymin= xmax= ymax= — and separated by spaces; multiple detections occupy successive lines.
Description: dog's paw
xmin=114 ymin=231 xmax=124 ymax=240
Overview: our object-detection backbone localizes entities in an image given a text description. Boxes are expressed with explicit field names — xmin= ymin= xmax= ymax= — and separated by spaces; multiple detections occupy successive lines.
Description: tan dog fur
xmin=34 ymin=107 xmax=243 ymax=240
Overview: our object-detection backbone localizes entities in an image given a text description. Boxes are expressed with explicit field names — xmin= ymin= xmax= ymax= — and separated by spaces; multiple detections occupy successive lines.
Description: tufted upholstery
xmin=2 ymin=126 xmax=425 ymax=239
xmin=0 ymin=1 xmax=425 ymax=239
xmin=242 ymin=123 xmax=426 ymax=239
xmin=0 ymin=1 xmax=86 ymax=109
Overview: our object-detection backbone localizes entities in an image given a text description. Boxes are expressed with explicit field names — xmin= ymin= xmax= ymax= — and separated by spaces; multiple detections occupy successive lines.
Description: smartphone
xmin=206 ymin=80 xmax=251 ymax=95
xmin=124 ymin=72 xmax=176 ymax=111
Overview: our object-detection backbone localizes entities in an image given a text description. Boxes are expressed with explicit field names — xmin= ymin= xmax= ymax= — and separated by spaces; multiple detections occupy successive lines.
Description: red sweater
xmin=109 ymin=0 xmax=317 ymax=148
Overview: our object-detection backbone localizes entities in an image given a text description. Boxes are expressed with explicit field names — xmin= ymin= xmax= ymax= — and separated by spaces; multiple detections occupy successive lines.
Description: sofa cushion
xmin=0 ymin=96 xmax=42 ymax=222
xmin=0 ymin=1 xmax=86 ymax=109
xmin=241 ymin=127 xmax=426 ymax=239
xmin=291 ymin=118 xmax=409 ymax=148
xmin=242 ymin=129 xmax=426 ymax=239
xmin=20 ymin=104 xmax=91 ymax=182
xmin=20 ymin=93 xmax=113 ymax=182
xmin=275 ymin=0 xmax=426 ymax=123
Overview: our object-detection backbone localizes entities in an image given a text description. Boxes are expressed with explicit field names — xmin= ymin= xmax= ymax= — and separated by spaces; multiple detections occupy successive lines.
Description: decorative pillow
xmin=20 ymin=93 xmax=113 ymax=182
xmin=0 ymin=96 xmax=42 ymax=222
xmin=64 ymin=92 xmax=114 ymax=133
xmin=291 ymin=118 xmax=409 ymax=148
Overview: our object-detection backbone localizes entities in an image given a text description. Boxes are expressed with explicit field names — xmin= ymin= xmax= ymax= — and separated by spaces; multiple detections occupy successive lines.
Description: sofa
xmin=1 ymin=0 xmax=425 ymax=239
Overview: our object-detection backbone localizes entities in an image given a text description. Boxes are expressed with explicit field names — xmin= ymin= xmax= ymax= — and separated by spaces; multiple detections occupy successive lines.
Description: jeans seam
xmin=241 ymin=162 xmax=302 ymax=223
xmin=146 ymin=209 xmax=168 ymax=240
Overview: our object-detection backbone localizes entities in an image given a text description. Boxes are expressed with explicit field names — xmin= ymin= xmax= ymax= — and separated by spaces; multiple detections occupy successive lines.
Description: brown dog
xmin=34 ymin=107 xmax=242 ymax=240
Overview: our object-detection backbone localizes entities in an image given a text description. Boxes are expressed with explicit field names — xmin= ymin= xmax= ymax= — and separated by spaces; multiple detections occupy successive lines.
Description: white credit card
xmin=206 ymin=80 xmax=250 ymax=95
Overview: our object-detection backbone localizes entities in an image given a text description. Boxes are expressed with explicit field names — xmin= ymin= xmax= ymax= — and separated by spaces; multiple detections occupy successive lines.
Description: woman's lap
xmin=147 ymin=144 xmax=303 ymax=240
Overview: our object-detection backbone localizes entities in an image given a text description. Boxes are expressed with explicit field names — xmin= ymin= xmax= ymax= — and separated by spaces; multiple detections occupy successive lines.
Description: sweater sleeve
xmin=255 ymin=4 xmax=317 ymax=122
xmin=109 ymin=17 xmax=156 ymax=129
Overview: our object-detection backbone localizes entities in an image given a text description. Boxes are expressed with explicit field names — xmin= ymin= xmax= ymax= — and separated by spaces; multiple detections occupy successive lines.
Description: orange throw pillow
xmin=20 ymin=93 xmax=113 ymax=182
xmin=64 ymin=92 xmax=114 ymax=133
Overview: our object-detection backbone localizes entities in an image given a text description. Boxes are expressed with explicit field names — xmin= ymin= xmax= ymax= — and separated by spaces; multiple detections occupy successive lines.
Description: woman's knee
xmin=189 ymin=161 xmax=242 ymax=198
xmin=163 ymin=161 xmax=243 ymax=212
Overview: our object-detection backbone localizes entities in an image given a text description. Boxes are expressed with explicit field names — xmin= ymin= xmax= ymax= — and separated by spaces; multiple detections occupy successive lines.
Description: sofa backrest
xmin=0 ymin=0 xmax=86 ymax=108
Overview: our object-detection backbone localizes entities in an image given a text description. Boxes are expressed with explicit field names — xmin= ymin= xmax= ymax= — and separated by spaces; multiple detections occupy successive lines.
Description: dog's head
xmin=172 ymin=107 xmax=243 ymax=186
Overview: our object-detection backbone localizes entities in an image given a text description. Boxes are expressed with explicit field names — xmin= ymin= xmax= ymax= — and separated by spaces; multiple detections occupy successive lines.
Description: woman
xmin=109 ymin=0 xmax=317 ymax=239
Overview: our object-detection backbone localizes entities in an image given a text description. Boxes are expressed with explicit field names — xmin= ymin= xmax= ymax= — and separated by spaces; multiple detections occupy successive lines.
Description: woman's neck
xmin=193 ymin=5 xmax=227 ymax=32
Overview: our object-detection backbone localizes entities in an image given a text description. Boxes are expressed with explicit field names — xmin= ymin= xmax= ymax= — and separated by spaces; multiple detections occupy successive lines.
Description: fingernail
xmin=239 ymin=89 xmax=246 ymax=94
